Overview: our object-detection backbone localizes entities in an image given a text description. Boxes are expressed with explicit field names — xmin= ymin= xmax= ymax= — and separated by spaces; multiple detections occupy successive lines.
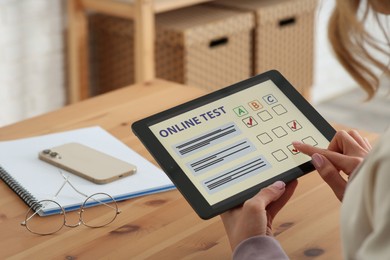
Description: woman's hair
xmin=328 ymin=0 xmax=390 ymax=99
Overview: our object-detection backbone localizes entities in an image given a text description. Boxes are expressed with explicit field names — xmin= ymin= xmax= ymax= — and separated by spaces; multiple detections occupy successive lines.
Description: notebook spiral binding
xmin=0 ymin=166 xmax=41 ymax=212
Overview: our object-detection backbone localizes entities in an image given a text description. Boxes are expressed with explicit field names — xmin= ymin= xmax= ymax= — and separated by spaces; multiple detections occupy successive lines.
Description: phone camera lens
xmin=42 ymin=149 xmax=51 ymax=155
xmin=50 ymin=152 xmax=59 ymax=158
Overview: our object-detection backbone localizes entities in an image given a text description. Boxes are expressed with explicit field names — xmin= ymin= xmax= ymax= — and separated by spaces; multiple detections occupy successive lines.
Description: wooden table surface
xmin=0 ymin=79 xmax=378 ymax=259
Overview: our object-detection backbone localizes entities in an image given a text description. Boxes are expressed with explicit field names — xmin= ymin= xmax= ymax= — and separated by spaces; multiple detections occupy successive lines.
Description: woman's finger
xmin=312 ymin=153 xmax=347 ymax=201
xmin=347 ymin=129 xmax=371 ymax=152
xmin=293 ymin=142 xmax=363 ymax=174
xmin=267 ymin=180 xmax=298 ymax=218
xmin=364 ymin=137 xmax=372 ymax=150
xmin=248 ymin=181 xmax=286 ymax=211
xmin=328 ymin=130 xmax=368 ymax=157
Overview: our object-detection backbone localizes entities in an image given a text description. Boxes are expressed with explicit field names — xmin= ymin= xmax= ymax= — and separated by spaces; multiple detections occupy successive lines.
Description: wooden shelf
xmin=81 ymin=0 xmax=135 ymax=19
xmin=68 ymin=0 xmax=216 ymax=103
xmin=154 ymin=0 xmax=215 ymax=13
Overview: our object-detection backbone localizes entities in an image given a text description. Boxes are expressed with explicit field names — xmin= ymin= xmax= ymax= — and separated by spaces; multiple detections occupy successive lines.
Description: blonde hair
xmin=328 ymin=0 xmax=390 ymax=99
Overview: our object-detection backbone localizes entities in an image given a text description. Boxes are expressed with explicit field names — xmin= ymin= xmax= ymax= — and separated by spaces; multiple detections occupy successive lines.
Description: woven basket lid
xmin=212 ymin=0 xmax=318 ymax=25
xmin=156 ymin=5 xmax=254 ymax=47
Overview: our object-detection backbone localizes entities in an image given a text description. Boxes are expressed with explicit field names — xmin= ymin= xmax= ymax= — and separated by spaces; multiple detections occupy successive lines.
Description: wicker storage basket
xmin=89 ymin=5 xmax=254 ymax=94
xmin=212 ymin=0 xmax=318 ymax=98
xmin=156 ymin=5 xmax=254 ymax=91
xmin=89 ymin=14 xmax=134 ymax=95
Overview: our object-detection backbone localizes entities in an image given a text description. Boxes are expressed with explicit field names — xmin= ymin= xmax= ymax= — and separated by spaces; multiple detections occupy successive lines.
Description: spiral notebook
xmin=0 ymin=126 xmax=175 ymax=216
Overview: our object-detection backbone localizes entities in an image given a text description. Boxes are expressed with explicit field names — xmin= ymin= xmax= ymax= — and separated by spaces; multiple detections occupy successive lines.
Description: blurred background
xmin=0 ymin=0 xmax=388 ymax=132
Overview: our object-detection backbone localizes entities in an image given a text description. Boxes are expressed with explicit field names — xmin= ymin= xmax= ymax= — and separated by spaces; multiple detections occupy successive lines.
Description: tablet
xmin=132 ymin=70 xmax=336 ymax=219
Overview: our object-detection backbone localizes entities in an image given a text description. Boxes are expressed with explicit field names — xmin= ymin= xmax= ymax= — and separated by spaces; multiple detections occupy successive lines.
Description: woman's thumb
xmin=254 ymin=181 xmax=286 ymax=206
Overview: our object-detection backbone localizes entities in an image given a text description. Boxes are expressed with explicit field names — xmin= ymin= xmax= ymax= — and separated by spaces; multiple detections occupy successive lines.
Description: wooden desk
xmin=0 ymin=80 xmax=378 ymax=259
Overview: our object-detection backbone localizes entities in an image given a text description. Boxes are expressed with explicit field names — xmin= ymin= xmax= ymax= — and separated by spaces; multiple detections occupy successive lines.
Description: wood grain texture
xmin=68 ymin=0 xmax=90 ymax=103
xmin=0 ymin=79 xmax=378 ymax=259
xmin=134 ymin=0 xmax=155 ymax=83
xmin=82 ymin=0 xmax=135 ymax=19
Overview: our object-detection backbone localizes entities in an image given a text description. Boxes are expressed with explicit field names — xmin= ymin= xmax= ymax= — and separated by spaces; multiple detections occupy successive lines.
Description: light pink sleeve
xmin=233 ymin=235 xmax=289 ymax=260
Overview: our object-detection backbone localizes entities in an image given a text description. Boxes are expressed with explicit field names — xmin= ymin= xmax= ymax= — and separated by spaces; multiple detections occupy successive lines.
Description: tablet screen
xmin=148 ymin=79 xmax=330 ymax=206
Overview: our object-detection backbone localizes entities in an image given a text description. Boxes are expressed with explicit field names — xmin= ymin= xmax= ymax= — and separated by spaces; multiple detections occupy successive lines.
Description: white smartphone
xmin=39 ymin=142 xmax=137 ymax=184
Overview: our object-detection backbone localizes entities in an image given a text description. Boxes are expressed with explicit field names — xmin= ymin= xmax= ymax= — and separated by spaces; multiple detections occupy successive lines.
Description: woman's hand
xmin=293 ymin=130 xmax=371 ymax=201
xmin=221 ymin=180 xmax=298 ymax=251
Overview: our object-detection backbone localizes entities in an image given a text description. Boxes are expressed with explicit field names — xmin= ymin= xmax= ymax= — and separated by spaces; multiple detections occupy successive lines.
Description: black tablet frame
xmin=132 ymin=70 xmax=336 ymax=219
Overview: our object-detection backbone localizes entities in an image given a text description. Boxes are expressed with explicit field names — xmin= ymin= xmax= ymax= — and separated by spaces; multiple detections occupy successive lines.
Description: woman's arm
xmin=355 ymin=155 xmax=390 ymax=258
xmin=221 ymin=180 xmax=297 ymax=259
xmin=233 ymin=235 xmax=288 ymax=260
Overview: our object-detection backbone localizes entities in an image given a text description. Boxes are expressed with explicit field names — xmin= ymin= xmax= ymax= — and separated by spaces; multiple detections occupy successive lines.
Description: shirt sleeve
xmin=357 ymin=156 xmax=390 ymax=259
xmin=233 ymin=235 xmax=289 ymax=260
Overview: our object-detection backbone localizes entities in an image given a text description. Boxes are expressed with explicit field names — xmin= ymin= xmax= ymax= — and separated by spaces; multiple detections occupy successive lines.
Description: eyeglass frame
xmin=21 ymin=171 xmax=121 ymax=235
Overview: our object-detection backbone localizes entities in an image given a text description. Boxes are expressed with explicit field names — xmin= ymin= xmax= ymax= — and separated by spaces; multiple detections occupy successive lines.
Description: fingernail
xmin=312 ymin=153 xmax=324 ymax=168
xmin=292 ymin=141 xmax=303 ymax=146
xmin=273 ymin=181 xmax=286 ymax=190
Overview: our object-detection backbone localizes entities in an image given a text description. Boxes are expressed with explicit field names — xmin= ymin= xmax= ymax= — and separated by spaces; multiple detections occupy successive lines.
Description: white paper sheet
xmin=0 ymin=126 xmax=174 ymax=215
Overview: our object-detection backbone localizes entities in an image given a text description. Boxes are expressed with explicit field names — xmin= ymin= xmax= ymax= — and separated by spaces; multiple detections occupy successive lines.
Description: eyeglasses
xmin=21 ymin=171 xmax=121 ymax=235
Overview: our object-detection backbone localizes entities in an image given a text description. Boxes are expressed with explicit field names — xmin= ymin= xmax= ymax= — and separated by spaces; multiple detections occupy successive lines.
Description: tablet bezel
xmin=132 ymin=70 xmax=336 ymax=219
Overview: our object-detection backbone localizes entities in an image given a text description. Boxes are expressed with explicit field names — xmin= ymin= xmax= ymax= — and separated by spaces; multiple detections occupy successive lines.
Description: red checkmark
xmin=292 ymin=148 xmax=298 ymax=153
xmin=291 ymin=121 xmax=297 ymax=130
xmin=247 ymin=117 xmax=253 ymax=126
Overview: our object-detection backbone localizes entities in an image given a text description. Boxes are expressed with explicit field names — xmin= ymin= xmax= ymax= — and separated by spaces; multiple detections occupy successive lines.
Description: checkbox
xmin=272 ymin=104 xmax=287 ymax=116
xmin=272 ymin=126 xmax=288 ymax=138
xmin=263 ymin=94 xmax=278 ymax=105
xmin=302 ymin=136 xmax=318 ymax=146
xmin=233 ymin=106 xmax=248 ymax=117
xmin=248 ymin=100 xmax=263 ymax=111
xmin=287 ymin=144 xmax=300 ymax=155
xmin=257 ymin=110 xmax=273 ymax=122
xmin=257 ymin=133 xmax=273 ymax=145
xmin=242 ymin=116 xmax=258 ymax=128
xmin=272 ymin=149 xmax=288 ymax=162
xmin=286 ymin=120 xmax=302 ymax=131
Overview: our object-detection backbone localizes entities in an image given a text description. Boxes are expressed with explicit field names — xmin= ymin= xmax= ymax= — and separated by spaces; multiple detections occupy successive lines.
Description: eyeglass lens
xmin=81 ymin=193 xmax=118 ymax=228
xmin=23 ymin=193 xmax=118 ymax=235
xmin=24 ymin=200 xmax=65 ymax=235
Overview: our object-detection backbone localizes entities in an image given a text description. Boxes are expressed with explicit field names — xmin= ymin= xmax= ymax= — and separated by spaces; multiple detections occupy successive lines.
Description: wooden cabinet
xmin=67 ymin=0 xmax=216 ymax=103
